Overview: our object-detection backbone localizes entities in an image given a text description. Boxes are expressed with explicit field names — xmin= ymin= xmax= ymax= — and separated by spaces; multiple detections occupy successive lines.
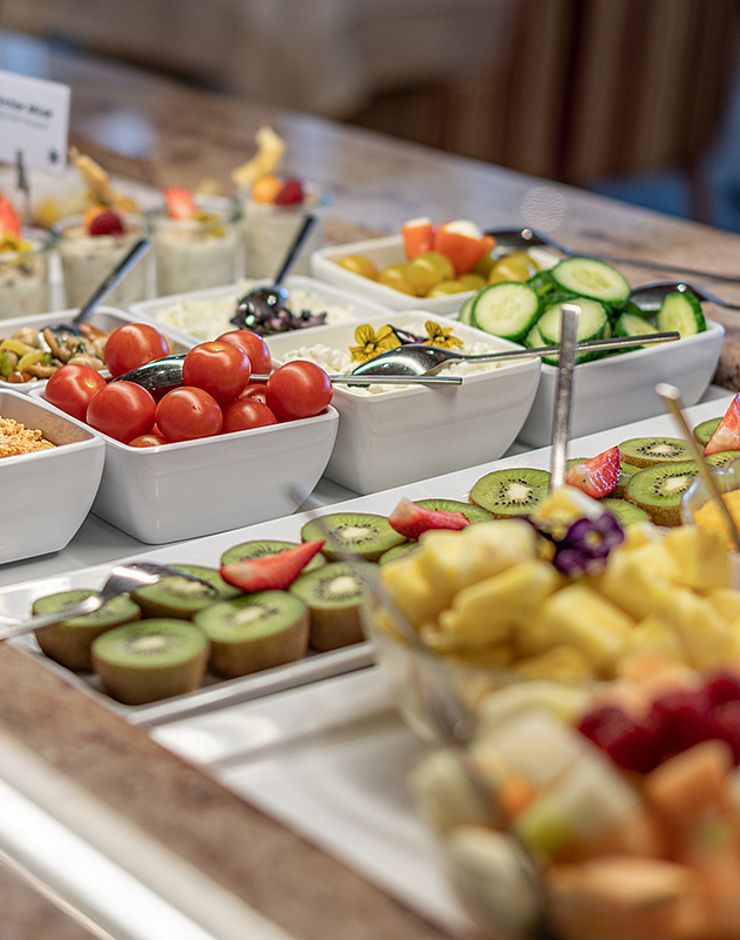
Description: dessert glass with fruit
xmin=150 ymin=189 xmax=241 ymax=296
xmin=57 ymin=208 xmax=148 ymax=308
xmin=0 ymin=196 xmax=54 ymax=319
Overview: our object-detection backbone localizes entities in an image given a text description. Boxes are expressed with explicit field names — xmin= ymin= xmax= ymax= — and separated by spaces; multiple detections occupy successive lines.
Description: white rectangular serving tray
xmin=0 ymin=394 xmax=731 ymax=728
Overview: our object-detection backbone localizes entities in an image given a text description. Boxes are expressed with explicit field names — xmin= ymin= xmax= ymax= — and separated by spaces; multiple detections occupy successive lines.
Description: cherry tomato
xmin=238 ymin=383 xmax=268 ymax=404
xmin=86 ymin=382 xmax=156 ymax=443
xmin=128 ymin=434 xmax=166 ymax=448
xmin=222 ymin=399 xmax=278 ymax=434
xmin=44 ymin=364 xmax=106 ymax=421
xmin=265 ymin=361 xmax=332 ymax=422
xmin=155 ymin=387 xmax=223 ymax=442
xmin=182 ymin=341 xmax=251 ymax=404
xmin=217 ymin=330 xmax=272 ymax=375
xmin=104 ymin=323 xmax=170 ymax=378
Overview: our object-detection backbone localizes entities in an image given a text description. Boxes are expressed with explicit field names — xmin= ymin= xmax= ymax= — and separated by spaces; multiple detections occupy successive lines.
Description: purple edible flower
xmin=552 ymin=512 xmax=625 ymax=576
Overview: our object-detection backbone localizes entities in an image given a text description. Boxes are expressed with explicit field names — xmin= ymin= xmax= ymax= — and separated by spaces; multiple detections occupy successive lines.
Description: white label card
xmin=0 ymin=70 xmax=70 ymax=174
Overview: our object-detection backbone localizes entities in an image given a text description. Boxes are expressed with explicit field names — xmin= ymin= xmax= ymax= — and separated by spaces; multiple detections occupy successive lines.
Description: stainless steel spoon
xmin=630 ymin=279 xmax=740 ymax=312
xmin=486 ymin=226 xmax=740 ymax=285
xmin=232 ymin=214 xmax=317 ymax=330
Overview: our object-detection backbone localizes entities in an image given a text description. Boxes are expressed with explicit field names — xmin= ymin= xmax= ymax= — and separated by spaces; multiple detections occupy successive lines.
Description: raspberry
xmin=275 ymin=178 xmax=304 ymax=206
xmin=706 ymin=700 xmax=740 ymax=764
xmin=704 ymin=671 xmax=740 ymax=707
xmin=578 ymin=705 xmax=661 ymax=773
xmin=88 ymin=210 xmax=125 ymax=237
xmin=649 ymin=689 xmax=709 ymax=758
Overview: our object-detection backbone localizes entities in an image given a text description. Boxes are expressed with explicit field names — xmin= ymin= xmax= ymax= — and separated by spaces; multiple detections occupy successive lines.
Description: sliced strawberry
xmin=88 ymin=210 xmax=125 ymax=236
xmin=220 ymin=539 xmax=324 ymax=592
xmin=565 ymin=446 xmax=620 ymax=498
xmin=275 ymin=178 xmax=304 ymax=206
xmin=0 ymin=195 xmax=21 ymax=238
xmin=705 ymin=396 xmax=740 ymax=456
xmin=163 ymin=186 xmax=196 ymax=220
xmin=389 ymin=498 xmax=469 ymax=540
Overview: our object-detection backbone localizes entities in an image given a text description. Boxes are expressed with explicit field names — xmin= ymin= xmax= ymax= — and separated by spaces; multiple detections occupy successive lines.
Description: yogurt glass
xmin=57 ymin=213 xmax=148 ymax=308
xmin=151 ymin=195 xmax=241 ymax=296
xmin=0 ymin=228 xmax=54 ymax=319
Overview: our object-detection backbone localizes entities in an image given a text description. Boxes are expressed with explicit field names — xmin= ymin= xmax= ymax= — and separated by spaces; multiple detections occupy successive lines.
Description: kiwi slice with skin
xmin=92 ymin=619 xmax=209 ymax=705
xmin=301 ymin=513 xmax=404 ymax=562
xmin=618 ymin=437 xmax=691 ymax=468
xmin=599 ymin=498 xmax=650 ymax=527
xmin=289 ymin=562 xmax=367 ymax=651
xmin=694 ymin=418 xmax=721 ymax=448
xmin=415 ymin=498 xmax=493 ymax=525
xmin=707 ymin=450 xmax=740 ymax=470
xmin=131 ymin=565 xmax=239 ymax=620
xmin=32 ymin=590 xmax=141 ymax=671
xmin=613 ymin=462 xmax=641 ymax=499
xmin=469 ymin=468 xmax=550 ymax=517
xmin=379 ymin=544 xmax=418 ymax=565
xmin=625 ymin=461 xmax=697 ymax=527
xmin=194 ymin=591 xmax=309 ymax=678
xmin=221 ymin=540 xmax=326 ymax=572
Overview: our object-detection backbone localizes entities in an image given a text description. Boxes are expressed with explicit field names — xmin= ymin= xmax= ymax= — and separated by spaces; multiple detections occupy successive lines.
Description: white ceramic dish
xmin=128 ymin=275 xmax=391 ymax=345
xmin=30 ymin=386 xmax=340 ymax=544
xmin=0 ymin=390 xmax=104 ymax=564
xmin=0 ymin=306 xmax=190 ymax=393
xmin=311 ymin=235 xmax=475 ymax=315
xmin=266 ymin=311 xmax=541 ymax=494
xmin=517 ymin=319 xmax=725 ymax=446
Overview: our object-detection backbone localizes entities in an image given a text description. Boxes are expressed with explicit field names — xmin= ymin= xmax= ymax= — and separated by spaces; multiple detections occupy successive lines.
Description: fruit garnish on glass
xmin=231 ymin=126 xmax=286 ymax=190
xmin=69 ymin=147 xmax=139 ymax=215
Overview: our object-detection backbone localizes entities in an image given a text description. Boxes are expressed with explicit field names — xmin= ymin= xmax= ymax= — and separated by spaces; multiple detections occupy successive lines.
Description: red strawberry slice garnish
xmin=705 ymin=395 xmax=740 ymax=456
xmin=274 ymin=178 xmax=304 ymax=206
xmin=565 ymin=446 xmax=620 ymax=498
xmin=163 ymin=186 xmax=196 ymax=220
xmin=0 ymin=195 xmax=21 ymax=238
xmin=389 ymin=499 xmax=469 ymax=540
xmin=88 ymin=210 xmax=126 ymax=236
xmin=220 ymin=539 xmax=325 ymax=592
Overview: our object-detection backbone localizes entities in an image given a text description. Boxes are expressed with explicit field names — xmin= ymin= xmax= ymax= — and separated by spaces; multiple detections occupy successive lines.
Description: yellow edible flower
xmin=349 ymin=324 xmax=401 ymax=363
xmin=424 ymin=320 xmax=463 ymax=350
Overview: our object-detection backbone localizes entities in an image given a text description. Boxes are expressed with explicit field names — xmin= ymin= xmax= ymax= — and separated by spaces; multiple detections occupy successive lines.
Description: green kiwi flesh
xmin=92 ymin=619 xmax=209 ymax=705
xmin=599 ymin=498 xmax=650 ymax=527
xmin=32 ymin=589 xmax=141 ymax=671
xmin=131 ymin=564 xmax=238 ymax=619
xmin=194 ymin=591 xmax=309 ymax=677
xmin=613 ymin=462 xmax=641 ymax=499
xmin=221 ymin=539 xmax=326 ymax=572
xmin=469 ymin=468 xmax=550 ymax=517
xmin=706 ymin=450 xmax=740 ymax=470
xmin=694 ymin=418 xmax=721 ymax=447
xmin=301 ymin=513 xmax=404 ymax=562
xmin=290 ymin=562 xmax=367 ymax=651
xmin=625 ymin=461 xmax=698 ymax=526
xmin=415 ymin=498 xmax=492 ymax=525
xmin=379 ymin=544 xmax=418 ymax=565
xmin=618 ymin=437 xmax=691 ymax=468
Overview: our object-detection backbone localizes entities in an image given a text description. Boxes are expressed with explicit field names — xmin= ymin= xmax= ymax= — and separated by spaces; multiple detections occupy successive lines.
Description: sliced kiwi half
xmin=694 ymin=417 xmax=721 ymax=447
xmin=625 ymin=461 xmax=698 ymax=526
xmin=301 ymin=513 xmax=404 ymax=562
xmin=469 ymin=468 xmax=550 ymax=517
xmin=706 ymin=450 xmax=740 ymax=470
xmin=289 ymin=562 xmax=367 ymax=651
xmin=221 ymin=539 xmax=326 ymax=572
xmin=618 ymin=437 xmax=691 ymax=468
xmin=415 ymin=498 xmax=493 ymax=525
xmin=599 ymin=498 xmax=650 ymax=527
xmin=131 ymin=564 xmax=239 ymax=620
xmin=32 ymin=589 xmax=141 ymax=671
xmin=613 ymin=461 xmax=641 ymax=499
xmin=194 ymin=591 xmax=309 ymax=678
xmin=91 ymin=619 xmax=209 ymax=705
xmin=379 ymin=544 xmax=418 ymax=566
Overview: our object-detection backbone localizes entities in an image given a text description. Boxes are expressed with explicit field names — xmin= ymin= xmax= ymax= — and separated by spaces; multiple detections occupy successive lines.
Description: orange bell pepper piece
xmin=434 ymin=221 xmax=493 ymax=274
xmin=402 ymin=217 xmax=434 ymax=260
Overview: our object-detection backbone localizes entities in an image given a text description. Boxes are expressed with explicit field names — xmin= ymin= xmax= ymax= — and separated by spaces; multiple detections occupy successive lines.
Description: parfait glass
xmin=0 ymin=227 xmax=55 ymax=318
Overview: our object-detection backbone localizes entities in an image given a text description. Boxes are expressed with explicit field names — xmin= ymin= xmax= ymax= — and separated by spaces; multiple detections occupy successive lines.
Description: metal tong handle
xmin=273 ymin=214 xmax=317 ymax=287
xmin=549 ymin=304 xmax=581 ymax=490
xmin=0 ymin=596 xmax=102 ymax=642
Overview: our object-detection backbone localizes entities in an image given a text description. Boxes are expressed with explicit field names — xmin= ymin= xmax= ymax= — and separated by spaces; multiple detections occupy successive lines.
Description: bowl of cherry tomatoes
xmin=32 ymin=322 xmax=339 ymax=543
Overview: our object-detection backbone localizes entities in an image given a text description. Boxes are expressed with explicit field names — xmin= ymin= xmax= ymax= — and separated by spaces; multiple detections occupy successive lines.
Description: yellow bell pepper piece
xmin=17 ymin=350 xmax=47 ymax=372
xmin=0 ymin=338 xmax=36 ymax=356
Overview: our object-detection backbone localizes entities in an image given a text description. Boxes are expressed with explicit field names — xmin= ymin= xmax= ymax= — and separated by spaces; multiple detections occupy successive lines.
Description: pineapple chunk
xmin=534 ymin=485 xmax=603 ymax=529
xmin=380 ymin=556 xmax=441 ymax=627
xmin=709 ymin=588 xmax=740 ymax=622
xmin=460 ymin=520 xmax=538 ymax=584
xmin=624 ymin=615 xmax=685 ymax=662
xmin=662 ymin=525 xmax=729 ymax=591
xmin=531 ymin=584 xmax=633 ymax=672
xmin=662 ymin=588 xmax=736 ymax=670
xmin=598 ymin=547 xmax=675 ymax=620
xmin=414 ymin=530 xmax=468 ymax=605
xmin=618 ymin=520 xmax=664 ymax=552
xmin=513 ymin=646 xmax=594 ymax=682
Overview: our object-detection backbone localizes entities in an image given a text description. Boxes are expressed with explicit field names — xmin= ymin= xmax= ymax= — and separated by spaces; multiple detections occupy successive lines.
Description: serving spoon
xmin=630 ymin=279 xmax=740 ymax=312
xmin=486 ymin=226 xmax=740 ymax=285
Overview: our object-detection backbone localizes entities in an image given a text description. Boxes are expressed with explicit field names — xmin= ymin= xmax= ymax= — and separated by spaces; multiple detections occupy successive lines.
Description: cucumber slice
xmin=656 ymin=290 xmax=706 ymax=338
xmin=538 ymin=297 xmax=608 ymax=345
xmin=526 ymin=324 xmax=544 ymax=348
xmin=551 ymin=258 xmax=630 ymax=307
xmin=459 ymin=296 xmax=475 ymax=326
xmin=615 ymin=312 xmax=655 ymax=338
xmin=471 ymin=282 xmax=540 ymax=342
xmin=527 ymin=270 xmax=558 ymax=298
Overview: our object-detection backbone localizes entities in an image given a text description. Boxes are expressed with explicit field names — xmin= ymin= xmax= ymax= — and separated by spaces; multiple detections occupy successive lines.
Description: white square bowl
xmin=311 ymin=235 xmax=475 ymax=315
xmin=128 ymin=275 xmax=392 ymax=345
xmin=518 ymin=319 xmax=725 ymax=447
xmin=0 ymin=390 xmax=104 ymax=564
xmin=265 ymin=312 xmax=541 ymax=494
xmin=0 ymin=306 xmax=191 ymax=393
xmin=30 ymin=388 xmax=339 ymax=544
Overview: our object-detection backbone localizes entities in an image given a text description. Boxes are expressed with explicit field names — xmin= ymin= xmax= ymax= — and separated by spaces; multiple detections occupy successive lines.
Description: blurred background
xmin=3 ymin=0 xmax=740 ymax=229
